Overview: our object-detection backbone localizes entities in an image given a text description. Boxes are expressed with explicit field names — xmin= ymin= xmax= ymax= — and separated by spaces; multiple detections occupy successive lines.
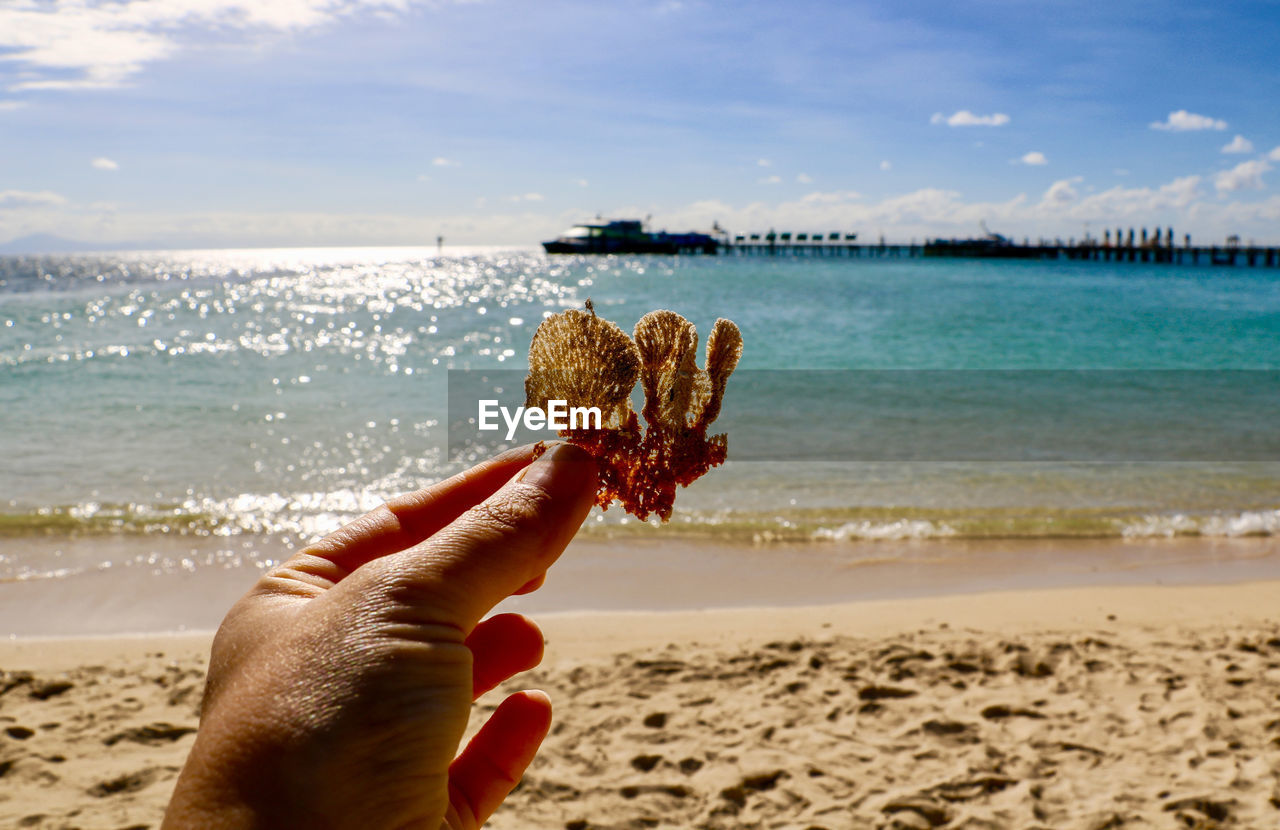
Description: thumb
xmin=372 ymin=442 xmax=598 ymax=631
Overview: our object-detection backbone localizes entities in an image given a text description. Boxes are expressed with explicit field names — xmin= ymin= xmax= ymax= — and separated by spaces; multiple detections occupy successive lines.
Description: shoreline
xmin=2 ymin=533 xmax=1279 ymax=638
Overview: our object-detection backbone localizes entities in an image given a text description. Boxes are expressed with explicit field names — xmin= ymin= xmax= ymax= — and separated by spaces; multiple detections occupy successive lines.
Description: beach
xmin=3 ymin=577 xmax=1279 ymax=829
xmin=3 ymin=249 xmax=1278 ymax=826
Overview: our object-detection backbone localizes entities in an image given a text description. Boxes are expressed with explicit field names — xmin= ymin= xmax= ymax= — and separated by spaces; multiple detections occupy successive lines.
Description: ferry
xmin=542 ymin=219 xmax=720 ymax=255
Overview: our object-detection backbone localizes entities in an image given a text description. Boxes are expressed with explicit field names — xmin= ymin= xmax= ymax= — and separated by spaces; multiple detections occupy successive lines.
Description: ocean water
xmin=2 ymin=247 xmax=1279 ymax=587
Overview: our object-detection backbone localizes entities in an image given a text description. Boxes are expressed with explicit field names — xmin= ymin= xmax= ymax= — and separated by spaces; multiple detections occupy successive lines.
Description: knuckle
xmin=462 ymin=488 xmax=549 ymax=539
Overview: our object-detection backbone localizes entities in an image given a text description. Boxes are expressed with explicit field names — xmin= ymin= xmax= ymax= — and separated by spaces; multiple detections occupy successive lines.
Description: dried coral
xmin=527 ymin=302 xmax=741 ymax=521
xmin=525 ymin=305 xmax=640 ymax=429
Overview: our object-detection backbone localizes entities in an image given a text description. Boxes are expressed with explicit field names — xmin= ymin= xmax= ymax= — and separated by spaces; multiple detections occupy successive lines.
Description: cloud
xmin=1043 ymin=177 xmax=1082 ymax=204
xmin=879 ymin=160 xmax=892 ymax=171
xmin=758 ymin=175 xmax=782 ymax=185
xmin=506 ymin=192 xmax=544 ymax=202
xmin=0 ymin=189 xmax=68 ymax=209
xmin=795 ymin=173 xmax=812 ymax=184
xmin=0 ymin=1 xmax=425 ymax=92
xmin=1017 ymin=151 xmax=1047 ymax=166
xmin=799 ymin=190 xmax=861 ymax=205
xmin=1215 ymin=159 xmax=1270 ymax=194
xmin=7 ymin=169 xmax=1279 ymax=249
xmin=1067 ymin=175 xmax=1202 ymax=217
xmin=656 ymin=173 xmax=1242 ymax=246
xmin=91 ymin=157 xmax=119 ymax=171
xmin=0 ymin=100 xmax=27 ymax=111
xmin=1149 ymin=110 xmax=1227 ymax=131
xmin=573 ymin=178 xmax=589 ymax=187
xmin=432 ymin=157 xmax=460 ymax=167
xmin=1269 ymin=146 xmax=1280 ymax=161
xmin=1221 ymin=135 xmax=1254 ymax=154
xmin=930 ymin=110 xmax=1010 ymax=127
xmin=756 ymin=158 xmax=772 ymax=167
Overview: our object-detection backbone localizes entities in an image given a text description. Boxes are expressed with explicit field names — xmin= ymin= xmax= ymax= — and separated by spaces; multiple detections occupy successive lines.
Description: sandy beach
xmin=3 ymin=579 xmax=1278 ymax=829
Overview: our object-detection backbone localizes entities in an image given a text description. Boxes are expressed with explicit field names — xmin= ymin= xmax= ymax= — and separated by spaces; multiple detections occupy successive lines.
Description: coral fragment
xmin=527 ymin=304 xmax=741 ymax=522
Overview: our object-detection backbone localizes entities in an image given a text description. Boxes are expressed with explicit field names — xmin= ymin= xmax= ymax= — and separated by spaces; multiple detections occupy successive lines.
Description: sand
xmin=2 ymin=582 xmax=1279 ymax=829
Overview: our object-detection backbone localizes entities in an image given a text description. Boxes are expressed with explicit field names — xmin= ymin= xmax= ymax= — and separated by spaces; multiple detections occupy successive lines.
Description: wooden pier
xmin=726 ymin=232 xmax=922 ymax=258
xmin=718 ymin=228 xmax=1280 ymax=267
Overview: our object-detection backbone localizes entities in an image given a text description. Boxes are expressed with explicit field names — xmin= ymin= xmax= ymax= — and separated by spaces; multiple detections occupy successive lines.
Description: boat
xmin=542 ymin=219 xmax=720 ymax=255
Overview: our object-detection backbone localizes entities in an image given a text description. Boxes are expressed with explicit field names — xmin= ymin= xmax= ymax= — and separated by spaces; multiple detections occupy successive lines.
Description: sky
xmin=1 ymin=0 xmax=1279 ymax=249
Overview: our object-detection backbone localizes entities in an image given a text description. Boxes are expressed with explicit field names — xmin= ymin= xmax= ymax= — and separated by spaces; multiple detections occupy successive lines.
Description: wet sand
xmin=2 ymin=581 xmax=1278 ymax=829
xmin=3 ymin=533 xmax=1279 ymax=635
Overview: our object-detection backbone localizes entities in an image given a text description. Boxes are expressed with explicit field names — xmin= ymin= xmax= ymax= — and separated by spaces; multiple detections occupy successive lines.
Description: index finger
xmin=290 ymin=444 xmax=540 ymax=581
xmin=368 ymin=441 xmax=598 ymax=630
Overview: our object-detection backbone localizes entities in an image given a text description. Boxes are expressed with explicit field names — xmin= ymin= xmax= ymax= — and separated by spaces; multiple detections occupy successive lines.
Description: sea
xmin=2 ymin=247 xmax=1279 ymax=632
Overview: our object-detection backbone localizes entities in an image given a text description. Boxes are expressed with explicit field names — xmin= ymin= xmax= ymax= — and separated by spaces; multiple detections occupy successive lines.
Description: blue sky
xmin=2 ymin=0 xmax=1279 ymax=248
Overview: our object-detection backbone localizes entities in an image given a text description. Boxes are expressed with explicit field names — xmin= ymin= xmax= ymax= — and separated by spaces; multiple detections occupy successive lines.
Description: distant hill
xmin=0 ymin=233 xmax=119 ymax=254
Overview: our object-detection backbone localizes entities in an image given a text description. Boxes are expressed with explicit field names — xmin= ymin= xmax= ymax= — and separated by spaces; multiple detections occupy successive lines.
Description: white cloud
xmin=799 ymin=190 xmax=861 ymax=205
xmin=1221 ymin=135 xmax=1254 ymax=154
xmin=7 ymin=170 xmax=1280 ymax=248
xmin=1114 ymin=168 xmax=1131 ymax=176
xmin=879 ymin=160 xmax=891 ymax=171
xmin=573 ymin=178 xmax=589 ymax=187
xmin=0 ymin=1 xmax=426 ymax=92
xmin=756 ymin=158 xmax=772 ymax=167
xmin=506 ymin=192 xmax=544 ymax=202
xmin=1150 ymin=110 xmax=1227 ymax=131
xmin=432 ymin=157 xmax=460 ymax=167
xmin=930 ymin=110 xmax=1010 ymax=127
xmin=795 ymin=173 xmax=812 ymax=184
xmin=1042 ymin=177 xmax=1081 ymax=205
xmin=91 ymin=157 xmax=119 ymax=171
xmin=416 ymin=173 xmax=431 ymax=182
xmin=1017 ymin=151 xmax=1047 ymax=166
xmin=658 ymin=174 xmax=1235 ymax=245
xmin=0 ymin=100 xmax=27 ymax=111
xmin=758 ymin=175 xmax=781 ymax=185
xmin=1269 ymin=146 xmax=1280 ymax=161
xmin=1067 ymin=175 xmax=1202 ymax=217
xmin=0 ymin=189 xmax=68 ymax=209
xmin=1215 ymin=159 xmax=1270 ymax=194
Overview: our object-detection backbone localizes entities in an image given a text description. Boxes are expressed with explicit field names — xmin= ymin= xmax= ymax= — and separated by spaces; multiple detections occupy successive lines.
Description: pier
xmin=718 ymin=227 xmax=1280 ymax=267
xmin=726 ymin=231 xmax=922 ymax=258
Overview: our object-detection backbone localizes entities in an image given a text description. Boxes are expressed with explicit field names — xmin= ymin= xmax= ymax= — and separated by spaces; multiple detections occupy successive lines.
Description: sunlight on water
xmin=2 ymin=248 xmax=1279 ymax=580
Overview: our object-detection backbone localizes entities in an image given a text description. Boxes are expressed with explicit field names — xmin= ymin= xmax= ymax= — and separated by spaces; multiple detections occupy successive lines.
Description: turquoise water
xmin=2 ymin=248 xmax=1279 ymax=580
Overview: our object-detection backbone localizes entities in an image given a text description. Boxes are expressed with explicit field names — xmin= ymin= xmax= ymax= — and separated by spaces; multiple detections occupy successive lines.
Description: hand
xmin=163 ymin=443 xmax=598 ymax=829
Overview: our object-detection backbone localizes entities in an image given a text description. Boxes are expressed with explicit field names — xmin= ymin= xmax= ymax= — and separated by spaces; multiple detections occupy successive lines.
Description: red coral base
xmin=532 ymin=412 xmax=727 ymax=522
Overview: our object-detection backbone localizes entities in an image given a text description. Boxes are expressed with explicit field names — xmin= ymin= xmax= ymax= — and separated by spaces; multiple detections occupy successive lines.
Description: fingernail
xmin=517 ymin=442 xmax=594 ymax=493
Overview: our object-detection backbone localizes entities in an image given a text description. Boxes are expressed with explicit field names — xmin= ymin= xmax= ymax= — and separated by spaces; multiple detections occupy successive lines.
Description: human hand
xmin=163 ymin=443 xmax=597 ymax=829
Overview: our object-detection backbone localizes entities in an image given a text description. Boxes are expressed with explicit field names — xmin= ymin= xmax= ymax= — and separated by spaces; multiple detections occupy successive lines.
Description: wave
xmin=1120 ymin=509 xmax=1280 ymax=538
xmin=4 ymin=501 xmax=1278 ymax=546
xmin=571 ymin=505 xmax=1280 ymax=544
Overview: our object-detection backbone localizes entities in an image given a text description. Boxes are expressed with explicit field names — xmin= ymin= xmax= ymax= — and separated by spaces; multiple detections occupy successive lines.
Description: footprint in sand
xmin=630 ymin=754 xmax=662 ymax=772
xmin=981 ymin=703 xmax=1047 ymax=720
xmin=677 ymin=757 xmax=703 ymax=774
xmin=103 ymin=722 xmax=197 ymax=746
xmin=719 ymin=770 xmax=788 ymax=809
xmin=88 ymin=766 xmax=171 ymax=798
